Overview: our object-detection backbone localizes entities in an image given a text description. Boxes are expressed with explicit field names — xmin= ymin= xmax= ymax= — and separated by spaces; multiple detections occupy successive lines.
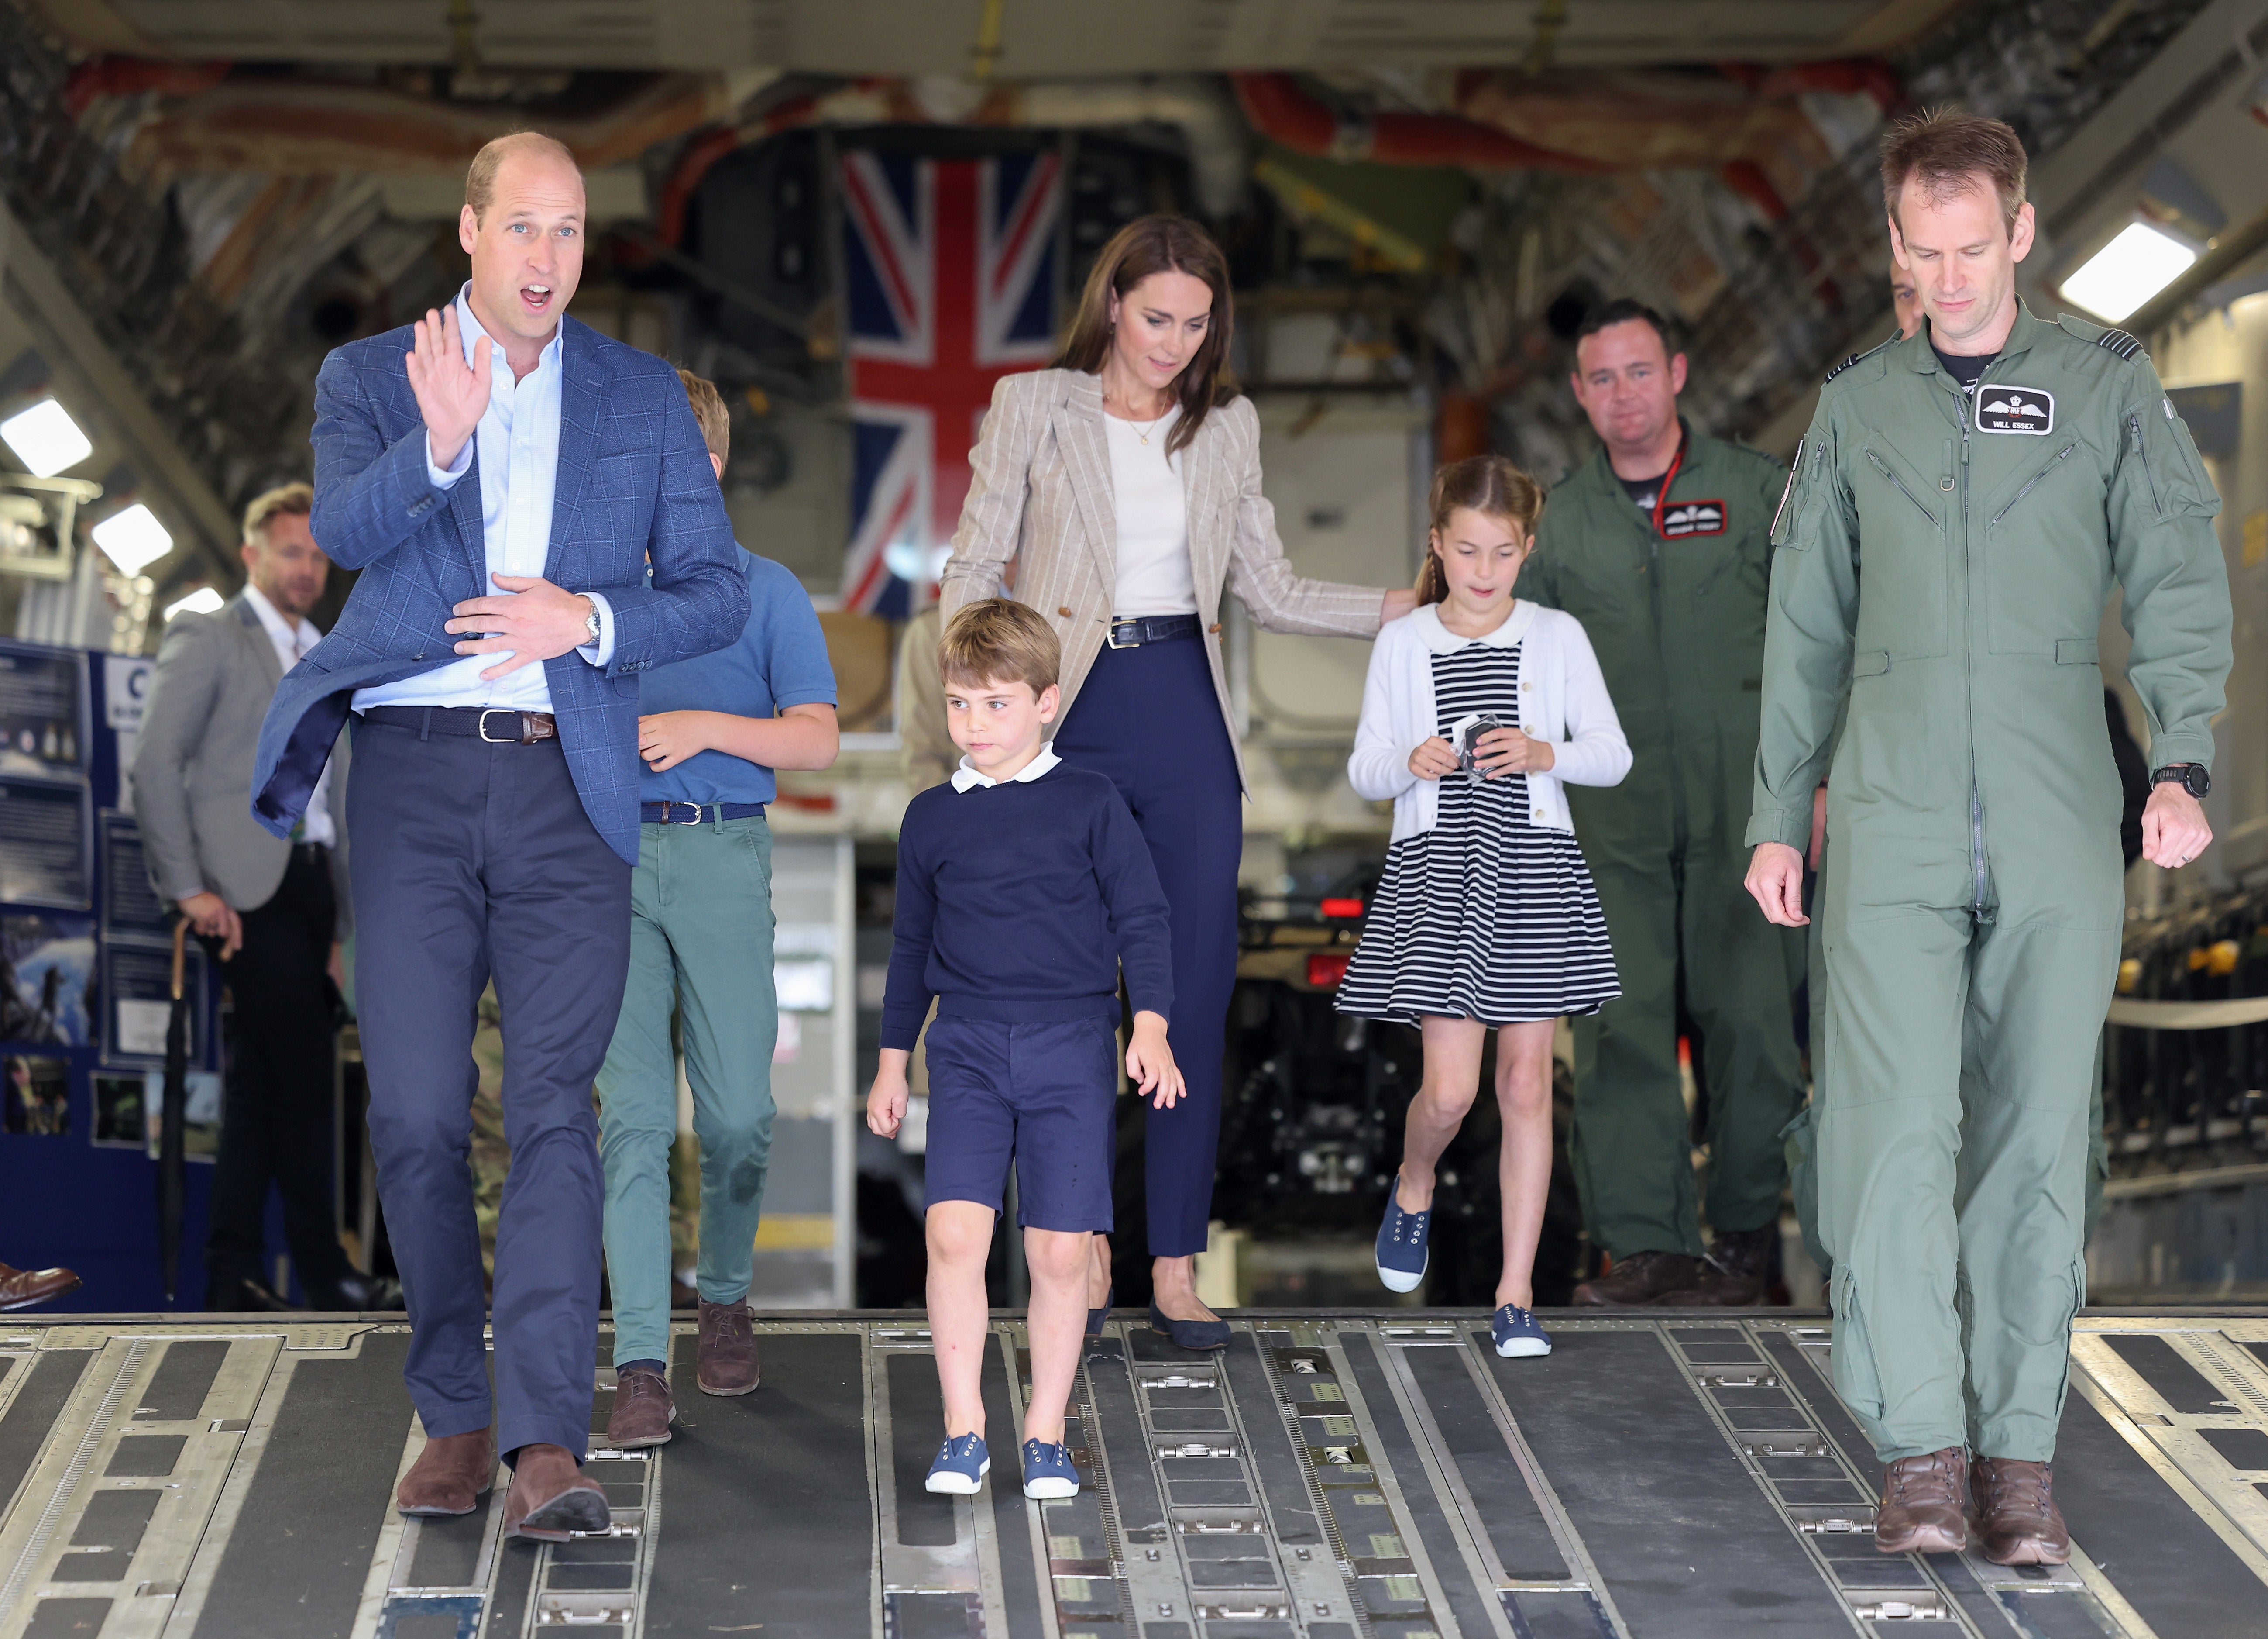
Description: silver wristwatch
xmin=583 ymin=601 xmax=601 ymax=646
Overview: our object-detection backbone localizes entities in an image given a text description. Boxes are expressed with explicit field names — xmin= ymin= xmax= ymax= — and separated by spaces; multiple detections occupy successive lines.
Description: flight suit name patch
xmin=1975 ymin=386 xmax=2055 ymax=435
xmin=1660 ymin=499 xmax=1727 ymax=537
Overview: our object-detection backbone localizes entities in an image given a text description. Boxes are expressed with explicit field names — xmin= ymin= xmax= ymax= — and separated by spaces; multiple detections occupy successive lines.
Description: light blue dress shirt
xmin=352 ymin=285 xmax=613 ymax=714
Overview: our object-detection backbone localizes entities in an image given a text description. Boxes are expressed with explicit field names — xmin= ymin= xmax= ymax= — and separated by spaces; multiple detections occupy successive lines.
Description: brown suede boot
xmin=697 ymin=1298 xmax=762 ymax=1396
xmin=605 ymin=1367 xmax=674 ymax=1448
xmin=1875 ymin=1447 xmax=1969 ymax=1554
xmin=1570 ymin=1250 xmax=1704 ymax=1307
xmin=1659 ymin=1226 xmax=1777 ymax=1306
xmin=1971 ymin=1457 xmax=2070 ymax=1565
xmin=396 ymin=1428 xmax=497 ymax=1517
xmin=502 ymin=1443 xmax=610 ymax=1542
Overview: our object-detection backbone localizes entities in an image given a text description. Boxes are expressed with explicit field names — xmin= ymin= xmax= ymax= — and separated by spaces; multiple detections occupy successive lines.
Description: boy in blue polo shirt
xmin=867 ymin=599 xmax=1181 ymax=1501
xmin=598 ymin=371 xmax=838 ymax=1447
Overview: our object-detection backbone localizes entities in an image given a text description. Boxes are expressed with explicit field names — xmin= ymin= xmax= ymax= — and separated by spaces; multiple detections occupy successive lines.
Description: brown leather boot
xmin=605 ymin=1367 xmax=674 ymax=1448
xmin=397 ymin=1428 xmax=497 ymax=1517
xmin=697 ymin=1298 xmax=762 ymax=1396
xmin=0 ymin=1262 xmax=80 ymax=1311
xmin=1875 ymin=1447 xmax=1968 ymax=1554
xmin=1570 ymin=1250 xmax=1704 ymax=1307
xmin=1971 ymin=1457 xmax=2070 ymax=1565
xmin=1660 ymin=1226 xmax=1777 ymax=1306
xmin=501 ymin=1443 xmax=610 ymax=1542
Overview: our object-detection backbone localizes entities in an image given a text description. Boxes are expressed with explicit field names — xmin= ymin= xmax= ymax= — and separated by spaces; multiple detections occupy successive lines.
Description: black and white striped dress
xmin=1334 ymin=639 xmax=1620 ymax=1026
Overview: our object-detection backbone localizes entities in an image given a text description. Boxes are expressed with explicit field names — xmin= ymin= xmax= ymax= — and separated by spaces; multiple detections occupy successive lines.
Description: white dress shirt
xmin=950 ymin=744 xmax=1061 ymax=792
xmin=242 ymin=584 xmax=336 ymax=848
xmin=1106 ymin=406 xmax=1197 ymax=617
xmin=353 ymin=284 xmax=613 ymax=714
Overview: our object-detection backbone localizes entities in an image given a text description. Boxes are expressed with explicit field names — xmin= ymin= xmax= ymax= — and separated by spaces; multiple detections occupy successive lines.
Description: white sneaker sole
xmin=925 ymin=1462 xmax=989 ymax=1495
xmin=1376 ymin=1261 xmax=1426 ymax=1294
xmin=1495 ymin=1337 xmax=1551 ymax=1358
xmin=1022 ymin=1477 xmax=1079 ymax=1499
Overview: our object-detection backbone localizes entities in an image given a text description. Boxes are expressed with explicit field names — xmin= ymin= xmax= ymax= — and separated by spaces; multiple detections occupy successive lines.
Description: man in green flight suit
xmin=1746 ymin=109 xmax=2227 ymax=1564
xmin=1515 ymin=299 xmax=1807 ymax=1308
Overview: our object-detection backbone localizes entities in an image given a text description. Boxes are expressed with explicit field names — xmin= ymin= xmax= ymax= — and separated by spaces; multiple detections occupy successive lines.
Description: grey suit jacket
xmin=131 ymin=594 xmax=350 ymax=936
xmin=937 ymin=368 xmax=1385 ymax=788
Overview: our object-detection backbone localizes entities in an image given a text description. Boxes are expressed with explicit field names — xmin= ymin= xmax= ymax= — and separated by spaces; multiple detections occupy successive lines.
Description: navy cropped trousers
xmin=1053 ymin=636 xmax=1241 ymax=1260
xmin=348 ymin=716 xmax=632 ymax=1461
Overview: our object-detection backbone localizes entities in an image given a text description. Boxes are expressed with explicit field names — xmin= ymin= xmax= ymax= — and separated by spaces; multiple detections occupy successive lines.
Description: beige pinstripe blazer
xmin=937 ymin=368 xmax=1386 ymax=787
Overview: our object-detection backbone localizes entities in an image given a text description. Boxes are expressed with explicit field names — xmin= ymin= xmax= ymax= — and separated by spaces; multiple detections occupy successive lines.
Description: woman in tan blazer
xmin=939 ymin=214 xmax=1416 ymax=1346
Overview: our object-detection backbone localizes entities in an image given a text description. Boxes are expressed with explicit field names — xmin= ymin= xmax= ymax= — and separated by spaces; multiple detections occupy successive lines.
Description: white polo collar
xmin=951 ymin=744 xmax=1062 ymax=792
xmin=1412 ymin=599 xmax=1537 ymax=654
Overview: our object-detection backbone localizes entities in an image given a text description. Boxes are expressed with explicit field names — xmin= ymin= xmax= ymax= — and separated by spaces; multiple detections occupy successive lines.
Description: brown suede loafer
xmin=697 ymin=1298 xmax=762 ymax=1396
xmin=502 ymin=1443 xmax=611 ymax=1542
xmin=397 ymin=1428 xmax=497 ymax=1517
xmin=606 ymin=1367 xmax=675 ymax=1448
xmin=1571 ymin=1250 xmax=1704 ymax=1307
xmin=1876 ymin=1446 xmax=1969 ymax=1554
xmin=1972 ymin=1457 xmax=2071 ymax=1565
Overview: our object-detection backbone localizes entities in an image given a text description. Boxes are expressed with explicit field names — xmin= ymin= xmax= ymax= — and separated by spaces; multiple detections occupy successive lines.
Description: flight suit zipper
xmin=1959 ymin=380 xmax=1985 ymax=913
xmin=1866 ymin=450 xmax=1941 ymax=528
xmin=1990 ymin=442 xmax=2076 ymax=529
xmin=2128 ymin=413 xmax=2163 ymax=518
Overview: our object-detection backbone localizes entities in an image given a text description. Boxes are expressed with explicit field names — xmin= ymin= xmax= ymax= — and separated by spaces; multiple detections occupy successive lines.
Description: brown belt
xmin=361 ymin=706 xmax=558 ymax=744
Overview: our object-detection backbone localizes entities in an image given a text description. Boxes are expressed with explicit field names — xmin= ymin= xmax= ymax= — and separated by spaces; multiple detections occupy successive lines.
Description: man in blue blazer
xmin=252 ymin=132 xmax=748 ymax=1539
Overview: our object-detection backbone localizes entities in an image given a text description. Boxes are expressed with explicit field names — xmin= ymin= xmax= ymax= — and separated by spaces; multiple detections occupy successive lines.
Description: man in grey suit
xmin=133 ymin=482 xmax=378 ymax=1312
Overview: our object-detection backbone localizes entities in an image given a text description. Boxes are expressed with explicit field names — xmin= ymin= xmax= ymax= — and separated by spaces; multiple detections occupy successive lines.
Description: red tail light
xmin=1320 ymin=897 xmax=1364 ymax=919
xmin=1307 ymin=953 xmax=1351 ymax=988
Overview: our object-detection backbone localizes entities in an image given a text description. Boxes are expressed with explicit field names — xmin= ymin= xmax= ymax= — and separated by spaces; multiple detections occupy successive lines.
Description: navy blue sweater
xmin=880 ymin=763 xmax=1173 ymax=1051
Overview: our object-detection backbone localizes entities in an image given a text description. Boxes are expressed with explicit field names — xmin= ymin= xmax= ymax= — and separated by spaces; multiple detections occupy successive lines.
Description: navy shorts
xmin=923 ymin=1016 xmax=1117 ymax=1233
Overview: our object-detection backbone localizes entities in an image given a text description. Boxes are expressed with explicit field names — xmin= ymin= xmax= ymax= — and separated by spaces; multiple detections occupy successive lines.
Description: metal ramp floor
xmin=1 ymin=1309 xmax=2265 ymax=1637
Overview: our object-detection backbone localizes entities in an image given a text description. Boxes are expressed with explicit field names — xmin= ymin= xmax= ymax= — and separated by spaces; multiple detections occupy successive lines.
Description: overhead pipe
xmin=1228 ymin=72 xmax=1608 ymax=172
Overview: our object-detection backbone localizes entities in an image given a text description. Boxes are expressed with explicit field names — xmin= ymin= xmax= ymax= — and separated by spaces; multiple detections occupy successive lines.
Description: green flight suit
xmin=1750 ymin=304 xmax=2229 ymax=1463
xmin=1519 ymin=427 xmax=1808 ymax=1260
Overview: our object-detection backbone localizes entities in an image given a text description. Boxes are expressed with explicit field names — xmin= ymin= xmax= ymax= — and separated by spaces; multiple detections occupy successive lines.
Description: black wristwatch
xmin=2152 ymin=763 xmax=2209 ymax=799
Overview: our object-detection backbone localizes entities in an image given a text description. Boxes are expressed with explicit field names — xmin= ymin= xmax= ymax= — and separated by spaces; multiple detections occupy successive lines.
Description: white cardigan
xmin=1348 ymin=601 xmax=1632 ymax=844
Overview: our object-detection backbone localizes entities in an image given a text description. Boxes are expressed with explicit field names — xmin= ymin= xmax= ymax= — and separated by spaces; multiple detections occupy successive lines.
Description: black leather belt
xmin=362 ymin=706 xmax=558 ymax=744
xmin=1104 ymin=613 xmax=1200 ymax=649
xmin=641 ymin=801 xmax=766 ymax=824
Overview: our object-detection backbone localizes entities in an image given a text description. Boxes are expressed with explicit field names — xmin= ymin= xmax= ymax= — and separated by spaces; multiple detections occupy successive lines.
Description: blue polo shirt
xmin=637 ymin=547 xmax=837 ymax=807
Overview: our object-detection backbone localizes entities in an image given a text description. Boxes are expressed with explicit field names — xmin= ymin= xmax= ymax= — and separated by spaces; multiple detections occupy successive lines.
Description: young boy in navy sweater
xmin=866 ymin=599 xmax=1182 ymax=1500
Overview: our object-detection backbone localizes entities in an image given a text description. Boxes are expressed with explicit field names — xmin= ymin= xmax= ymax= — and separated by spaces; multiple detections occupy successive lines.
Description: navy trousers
xmin=347 ymin=716 xmax=632 ymax=1460
xmin=1052 ymin=637 xmax=1241 ymax=1259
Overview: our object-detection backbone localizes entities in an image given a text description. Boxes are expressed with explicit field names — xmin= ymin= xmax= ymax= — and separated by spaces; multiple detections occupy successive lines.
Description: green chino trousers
xmin=596 ymin=815 xmax=779 ymax=1369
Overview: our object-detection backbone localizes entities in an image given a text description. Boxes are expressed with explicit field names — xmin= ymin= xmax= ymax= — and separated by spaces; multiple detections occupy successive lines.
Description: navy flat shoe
xmin=1086 ymin=1283 xmax=1114 ymax=1338
xmin=1148 ymin=1304 xmax=1230 ymax=1351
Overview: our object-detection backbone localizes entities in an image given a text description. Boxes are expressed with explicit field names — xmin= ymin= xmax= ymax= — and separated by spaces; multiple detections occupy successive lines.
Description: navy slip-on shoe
xmin=924 ymin=1432 xmax=990 ymax=1494
xmin=1147 ymin=1305 xmax=1230 ymax=1351
xmin=1086 ymin=1283 xmax=1114 ymax=1339
xmin=1375 ymin=1188 xmax=1430 ymax=1294
xmin=1491 ymin=1305 xmax=1552 ymax=1358
xmin=1021 ymin=1438 xmax=1079 ymax=1499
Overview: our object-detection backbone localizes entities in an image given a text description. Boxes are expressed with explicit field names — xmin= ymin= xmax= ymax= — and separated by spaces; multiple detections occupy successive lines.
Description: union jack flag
xmin=838 ymin=148 xmax=1065 ymax=615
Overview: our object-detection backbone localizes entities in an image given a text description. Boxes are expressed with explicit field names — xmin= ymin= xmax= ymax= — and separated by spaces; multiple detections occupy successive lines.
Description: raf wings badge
xmin=1975 ymin=386 xmax=2054 ymax=435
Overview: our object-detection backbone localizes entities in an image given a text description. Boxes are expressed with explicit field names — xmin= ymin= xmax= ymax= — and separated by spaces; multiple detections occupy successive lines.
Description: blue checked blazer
xmin=251 ymin=315 xmax=749 ymax=865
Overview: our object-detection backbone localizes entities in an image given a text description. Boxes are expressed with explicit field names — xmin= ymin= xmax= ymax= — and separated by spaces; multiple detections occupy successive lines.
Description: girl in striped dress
xmin=1335 ymin=456 xmax=1632 ymax=1357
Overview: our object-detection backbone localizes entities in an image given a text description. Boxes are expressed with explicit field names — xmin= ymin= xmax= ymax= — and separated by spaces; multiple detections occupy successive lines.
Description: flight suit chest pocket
xmin=1852 ymin=440 xmax=1948 ymax=662
xmin=1983 ymin=438 xmax=2105 ymax=657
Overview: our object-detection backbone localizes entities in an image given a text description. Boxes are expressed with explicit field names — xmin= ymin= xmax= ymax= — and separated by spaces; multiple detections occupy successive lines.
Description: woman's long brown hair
xmin=1051 ymin=214 xmax=1234 ymax=458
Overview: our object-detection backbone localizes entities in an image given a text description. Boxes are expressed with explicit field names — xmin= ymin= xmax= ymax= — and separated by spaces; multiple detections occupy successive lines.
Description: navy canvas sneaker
xmin=1375 ymin=1184 xmax=1430 ymax=1293
xmin=1021 ymin=1438 xmax=1079 ymax=1499
xmin=925 ymin=1432 xmax=990 ymax=1494
xmin=1492 ymin=1304 xmax=1552 ymax=1358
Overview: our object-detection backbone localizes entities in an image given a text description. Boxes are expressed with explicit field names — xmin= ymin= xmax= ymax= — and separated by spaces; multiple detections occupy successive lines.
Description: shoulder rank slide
xmin=1823 ymin=353 xmax=1862 ymax=385
xmin=2094 ymin=327 xmax=2143 ymax=361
